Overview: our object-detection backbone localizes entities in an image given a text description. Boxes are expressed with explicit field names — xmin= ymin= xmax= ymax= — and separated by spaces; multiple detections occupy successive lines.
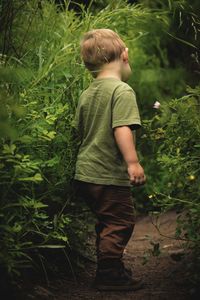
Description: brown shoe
xmin=93 ymin=268 xmax=144 ymax=291
xmin=97 ymin=259 xmax=132 ymax=278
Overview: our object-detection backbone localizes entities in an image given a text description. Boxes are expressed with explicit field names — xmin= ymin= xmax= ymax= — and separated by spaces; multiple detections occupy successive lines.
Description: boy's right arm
xmin=114 ymin=126 xmax=146 ymax=186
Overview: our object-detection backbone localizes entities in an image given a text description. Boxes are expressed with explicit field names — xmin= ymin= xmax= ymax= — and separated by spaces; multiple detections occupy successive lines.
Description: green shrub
xmin=143 ymin=85 xmax=200 ymax=250
xmin=0 ymin=1 xmax=86 ymax=278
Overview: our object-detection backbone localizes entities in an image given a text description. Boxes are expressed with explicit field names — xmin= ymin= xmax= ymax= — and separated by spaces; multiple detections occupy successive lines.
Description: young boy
xmin=73 ymin=29 xmax=146 ymax=291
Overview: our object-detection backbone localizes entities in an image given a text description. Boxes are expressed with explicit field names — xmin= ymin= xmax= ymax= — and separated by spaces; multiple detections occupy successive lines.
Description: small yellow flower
xmin=189 ymin=175 xmax=195 ymax=181
xmin=148 ymin=195 xmax=153 ymax=199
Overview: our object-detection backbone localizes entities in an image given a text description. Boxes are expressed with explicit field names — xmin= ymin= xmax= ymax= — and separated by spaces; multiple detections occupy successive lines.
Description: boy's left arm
xmin=114 ymin=125 xmax=146 ymax=186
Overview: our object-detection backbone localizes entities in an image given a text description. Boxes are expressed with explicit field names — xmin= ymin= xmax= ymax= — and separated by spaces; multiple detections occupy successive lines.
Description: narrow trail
xmin=24 ymin=211 xmax=194 ymax=300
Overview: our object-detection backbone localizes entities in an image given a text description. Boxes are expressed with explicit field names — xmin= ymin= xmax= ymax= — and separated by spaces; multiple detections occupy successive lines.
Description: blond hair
xmin=80 ymin=29 xmax=126 ymax=77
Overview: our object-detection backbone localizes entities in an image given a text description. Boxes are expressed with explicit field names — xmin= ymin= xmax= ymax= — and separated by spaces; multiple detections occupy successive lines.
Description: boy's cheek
xmin=122 ymin=65 xmax=132 ymax=82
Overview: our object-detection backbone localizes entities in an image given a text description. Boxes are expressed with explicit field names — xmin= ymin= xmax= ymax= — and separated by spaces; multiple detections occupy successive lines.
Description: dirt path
xmin=23 ymin=211 xmax=195 ymax=300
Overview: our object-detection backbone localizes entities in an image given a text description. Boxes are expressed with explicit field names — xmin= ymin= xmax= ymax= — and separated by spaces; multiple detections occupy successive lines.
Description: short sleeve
xmin=112 ymin=89 xmax=141 ymax=130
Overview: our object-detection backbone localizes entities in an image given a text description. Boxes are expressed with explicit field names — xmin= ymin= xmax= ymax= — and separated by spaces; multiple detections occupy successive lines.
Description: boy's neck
xmin=96 ymin=72 xmax=121 ymax=81
xmin=96 ymin=61 xmax=122 ymax=81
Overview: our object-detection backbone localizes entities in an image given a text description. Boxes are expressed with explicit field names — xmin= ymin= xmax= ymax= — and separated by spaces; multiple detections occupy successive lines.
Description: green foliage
xmin=0 ymin=1 xmax=85 ymax=278
xmin=144 ymin=85 xmax=200 ymax=250
xmin=131 ymin=0 xmax=199 ymax=116
xmin=134 ymin=0 xmax=199 ymax=211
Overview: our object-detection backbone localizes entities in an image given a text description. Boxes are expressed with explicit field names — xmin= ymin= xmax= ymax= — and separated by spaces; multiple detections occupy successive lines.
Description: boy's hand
xmin=128 ymin=162 xmax=146 ymax=186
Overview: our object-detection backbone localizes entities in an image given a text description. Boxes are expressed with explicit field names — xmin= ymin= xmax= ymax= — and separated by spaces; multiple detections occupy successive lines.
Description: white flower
xmin=153 ymin=101 xmax=161 ymax=109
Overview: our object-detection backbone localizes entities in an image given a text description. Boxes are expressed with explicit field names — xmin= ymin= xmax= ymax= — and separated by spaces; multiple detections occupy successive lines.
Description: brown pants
xmin=74 ymin=180 xmax=135 ymax=264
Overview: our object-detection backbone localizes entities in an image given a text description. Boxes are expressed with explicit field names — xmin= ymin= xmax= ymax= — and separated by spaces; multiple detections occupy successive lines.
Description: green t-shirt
xmin=74 ymin=77 xmax=141 ymax=186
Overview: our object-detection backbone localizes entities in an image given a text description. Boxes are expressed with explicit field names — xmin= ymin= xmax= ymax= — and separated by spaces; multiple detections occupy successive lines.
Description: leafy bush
xmin=134 ymin=0 xmax=200 ymax=211
xmin=143 ymin=85 xmax=200 ymax=250
xmin=0 ymin=0 xmax=86 ymax=278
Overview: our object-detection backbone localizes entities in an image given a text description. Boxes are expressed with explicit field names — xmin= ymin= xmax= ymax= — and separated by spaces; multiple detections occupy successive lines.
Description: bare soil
xmin=14 ymin=211 xmax=199 ymax=300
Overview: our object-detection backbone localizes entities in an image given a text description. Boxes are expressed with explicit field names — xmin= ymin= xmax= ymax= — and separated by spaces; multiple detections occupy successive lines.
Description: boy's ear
xmin=121 ymin=48 xmax=129 ymax=63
